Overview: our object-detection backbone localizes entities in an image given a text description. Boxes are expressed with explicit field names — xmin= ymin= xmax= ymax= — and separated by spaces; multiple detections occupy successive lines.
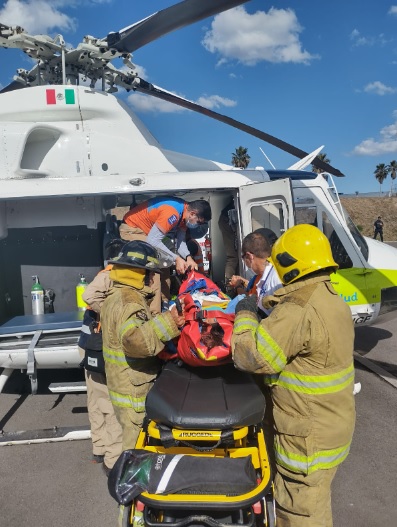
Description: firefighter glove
xmin=235 ymin=295 xmax=259 ymax=317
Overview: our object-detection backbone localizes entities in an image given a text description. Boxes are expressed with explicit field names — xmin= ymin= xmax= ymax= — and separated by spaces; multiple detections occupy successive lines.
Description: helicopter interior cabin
xmin=0 ymin=187 xmax=290 ymax=327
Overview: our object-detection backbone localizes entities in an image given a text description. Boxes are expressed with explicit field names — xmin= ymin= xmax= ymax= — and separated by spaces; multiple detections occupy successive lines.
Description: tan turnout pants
xmin=79 ymin=347 xmax=122 ymax=468
xmin=275 ymin=465 xmax=338 ymax=527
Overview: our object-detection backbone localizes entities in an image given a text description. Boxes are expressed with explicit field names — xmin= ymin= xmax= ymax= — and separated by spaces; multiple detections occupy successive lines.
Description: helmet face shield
xmin=156 ymin=249 xmax=175 ymax=269
xmin=271 ymin=224 xmax=338 ymax=285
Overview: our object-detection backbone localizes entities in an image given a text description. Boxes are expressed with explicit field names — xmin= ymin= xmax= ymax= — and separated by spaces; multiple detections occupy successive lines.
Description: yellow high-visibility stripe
xmin=148 ymin=316 xmax=175 ymax=342
xmin=275 ymin=440 xmax=351 ymax=474
xmin=108 ymin=389 xmax=146 ymax=412
xmin=103 ymin=346 xmax=153 ymax=368
xmin=120 ymin=318 xmax=144 ymax=340
xmin=233 ymin=316 xmax=258 ymax=334
xmin=256 ymin=325 xmax=287 ymax=372
xmin=264 ymin=363 xmax=355 ymax=394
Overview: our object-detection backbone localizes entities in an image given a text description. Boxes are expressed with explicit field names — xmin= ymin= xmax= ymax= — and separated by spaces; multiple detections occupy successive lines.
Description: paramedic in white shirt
xmin=230 ymin=229 xmax=282 ymax=316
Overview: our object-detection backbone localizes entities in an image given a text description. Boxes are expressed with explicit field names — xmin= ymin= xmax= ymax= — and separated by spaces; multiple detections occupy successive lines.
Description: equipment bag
xmin=108 ymin=449 xmax=257 ymax=505
xmin=176 ymin=271 xmax=235 ymax=367
xmin=84 ymin=323 xmax=105 ymax=374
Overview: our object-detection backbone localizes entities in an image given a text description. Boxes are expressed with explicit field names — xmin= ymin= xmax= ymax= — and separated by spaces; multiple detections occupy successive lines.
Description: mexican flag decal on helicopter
xmin=46 ymin=88 xmax=75 ymax=105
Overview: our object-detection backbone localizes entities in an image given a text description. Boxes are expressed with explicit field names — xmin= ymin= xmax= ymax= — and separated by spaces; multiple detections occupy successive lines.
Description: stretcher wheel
xmin=263 ymin=495 xmax=276 ymax=527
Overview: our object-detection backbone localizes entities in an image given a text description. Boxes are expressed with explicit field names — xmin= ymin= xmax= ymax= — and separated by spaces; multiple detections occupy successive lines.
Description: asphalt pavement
xmin=1 ymin=314 xmax=397 ymax=527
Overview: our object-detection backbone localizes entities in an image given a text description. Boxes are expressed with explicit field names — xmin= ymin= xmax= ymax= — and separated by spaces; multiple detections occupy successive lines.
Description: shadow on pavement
xmin=354 ymin=356 xmax=397 ymax=377
xmin=0 ymin=394 xmax=28 ymax=430
xmin=354 ymin=325 xmax=393 ymax=354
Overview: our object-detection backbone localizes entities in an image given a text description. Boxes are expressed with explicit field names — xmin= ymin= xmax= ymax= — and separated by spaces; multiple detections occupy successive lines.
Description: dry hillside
xmin=340 ymin=196 xmax=397 ymax=241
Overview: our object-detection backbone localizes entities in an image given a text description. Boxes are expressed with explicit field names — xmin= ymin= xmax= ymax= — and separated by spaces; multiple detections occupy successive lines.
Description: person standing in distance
xmin=373 ymin=216 xmax=384 ymax=242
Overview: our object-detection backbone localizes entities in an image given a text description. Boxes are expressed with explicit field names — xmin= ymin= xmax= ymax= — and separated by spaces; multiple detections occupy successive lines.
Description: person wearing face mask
xmin=229 ymin=230 xmax=282 ymax=316
xmin=119 ymin=197 xmax=211 ymax=314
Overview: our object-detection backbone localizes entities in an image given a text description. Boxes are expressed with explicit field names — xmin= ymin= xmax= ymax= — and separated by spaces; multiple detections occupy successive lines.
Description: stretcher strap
xmin=155 ymin=454 xmax=185 ymax=494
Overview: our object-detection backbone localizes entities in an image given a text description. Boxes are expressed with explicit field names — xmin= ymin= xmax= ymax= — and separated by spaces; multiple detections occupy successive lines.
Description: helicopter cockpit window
xmin=341 ymin=206 xmax=369 ymax=261
xmin=322 ymin=212 xmax=353 ymax=269
xmin=295 ymin=204 xmax=317 ymax=227
xmin=250 ymin=201 xmax=284 ymax=237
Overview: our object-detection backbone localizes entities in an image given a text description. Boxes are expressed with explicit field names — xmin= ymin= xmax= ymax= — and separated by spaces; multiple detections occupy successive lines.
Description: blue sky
xmin=1 ymin=0 xmax=397 ymax=194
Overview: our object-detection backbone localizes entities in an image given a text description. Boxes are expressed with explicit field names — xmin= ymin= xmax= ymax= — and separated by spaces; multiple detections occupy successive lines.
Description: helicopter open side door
xmin=238 ymin=178 xmax=295 ymax=242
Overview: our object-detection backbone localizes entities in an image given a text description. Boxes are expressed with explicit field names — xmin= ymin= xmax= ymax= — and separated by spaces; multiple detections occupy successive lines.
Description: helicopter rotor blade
xmin=0 ymin=79 xmax=26 ymax=93
xmin=132 ymin=78 xmax=344 ymax=177
xmin=106 ymin=0 xmax=250 ymax=53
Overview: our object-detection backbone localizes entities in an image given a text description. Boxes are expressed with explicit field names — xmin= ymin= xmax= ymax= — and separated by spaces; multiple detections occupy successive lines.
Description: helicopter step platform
xmin=0 ymin=312 xmax=83 ymax=394
xmin=48 ymin=381 xmax=87 ymax=393
xmin=0 ymin=425 xmax=91 ymax=446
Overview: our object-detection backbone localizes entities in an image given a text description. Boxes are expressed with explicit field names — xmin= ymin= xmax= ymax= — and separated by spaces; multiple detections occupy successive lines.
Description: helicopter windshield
xmin=340 ymin=205 xmax=369 ymax=261
xmin=293 ymin=190 xmax=369 ymax=266
xmin=326 ymin=187 xmax=369 ymax=261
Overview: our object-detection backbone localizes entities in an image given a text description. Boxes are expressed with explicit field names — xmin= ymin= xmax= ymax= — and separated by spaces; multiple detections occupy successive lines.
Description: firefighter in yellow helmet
xmin=232 ymin=224 xmax=355 ymax=527
xmin=100 ymin=240 xmax=184 ymax=475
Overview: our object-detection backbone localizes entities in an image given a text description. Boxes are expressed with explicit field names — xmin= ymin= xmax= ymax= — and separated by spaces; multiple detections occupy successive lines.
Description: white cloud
xmin=0 ymin=0 xmax=76 ymax=34
xmin=128 ymin=92 xmax=237 ymax=114
xmin=388 ymin=6 xmax=397 ymax=15
xmin=127 ymin=92 xmax=187 ymax=114
xmin=119 ymin=63 xmax=148 ymax=80
xmin=364 ymin=81 xmax=397 ymax=95
xmin=132 ymin=64 xmax=148 ymax=79
xmin=350 ymin=28 xmax=390 ymax=47
xmin=350 ymin=29 xmax=371 ymax=46
xmin=202 ymin=6 xmax=317 ymax=66
xmin=352 ymin=113 xmax=397 ymax=155
xmin=196 ymin=95 xmax=236 ymax=110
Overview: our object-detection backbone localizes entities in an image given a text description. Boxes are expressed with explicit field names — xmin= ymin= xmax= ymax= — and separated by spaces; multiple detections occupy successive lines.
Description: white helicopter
xmin=1 ymin=0 xmax=397 ymax=394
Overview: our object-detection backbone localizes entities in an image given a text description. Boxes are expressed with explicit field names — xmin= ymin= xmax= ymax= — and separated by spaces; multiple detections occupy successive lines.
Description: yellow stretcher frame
xmin=134 ymin=421 xmax=272 ymax=508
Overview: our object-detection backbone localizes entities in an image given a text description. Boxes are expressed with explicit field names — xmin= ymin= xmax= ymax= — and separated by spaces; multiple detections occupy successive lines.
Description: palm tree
xmin=231 ymin=146 xmax=250 ymax=169
xmin=311 ymin=153 xmax=330 ymax=174
xmin=374 ymin=163 xmax=388 ymax=195
xmin=387 ymin=160 xmax=397 ymax=196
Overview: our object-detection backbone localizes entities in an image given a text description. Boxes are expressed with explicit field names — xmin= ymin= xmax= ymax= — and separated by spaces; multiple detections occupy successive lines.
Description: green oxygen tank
xmin=31 ymin=275 xmax=44 ymax=315
xmin=76 ymin=274 xmax=88 ymax=312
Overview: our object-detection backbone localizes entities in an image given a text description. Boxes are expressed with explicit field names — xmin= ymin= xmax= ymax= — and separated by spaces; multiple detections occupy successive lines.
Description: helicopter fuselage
xmin=1 ymin=85 xmax=396 ymax=392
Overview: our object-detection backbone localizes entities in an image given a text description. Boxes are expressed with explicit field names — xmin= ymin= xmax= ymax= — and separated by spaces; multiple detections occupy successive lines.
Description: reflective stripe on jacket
xmin=232 ymin=273 xmax=356 ymax=475
xmin=101 ymin=282 xmax=181 ymax=412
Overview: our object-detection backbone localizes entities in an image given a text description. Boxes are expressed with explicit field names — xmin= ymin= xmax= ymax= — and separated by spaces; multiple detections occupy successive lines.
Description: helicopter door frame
xmin=236 ymin=178 xmax=295 ymax=277
xmin=237 ymin=178 xmax=295 ymax=240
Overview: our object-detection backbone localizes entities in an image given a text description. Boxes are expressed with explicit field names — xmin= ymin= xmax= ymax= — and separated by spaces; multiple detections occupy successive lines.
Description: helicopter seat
xmin=145 ymin=360 xmax=265 ymax=431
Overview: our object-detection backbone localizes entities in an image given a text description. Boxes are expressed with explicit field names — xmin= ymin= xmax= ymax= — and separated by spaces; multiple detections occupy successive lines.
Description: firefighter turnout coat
xmin=101 ymin=282 xmax=181 ymax=450
xmin=232 ymin=273 xmax=356 ymax=476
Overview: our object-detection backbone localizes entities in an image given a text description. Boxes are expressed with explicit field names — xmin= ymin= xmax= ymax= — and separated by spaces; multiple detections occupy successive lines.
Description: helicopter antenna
xmin=259 ymin=147 xmax=276 ymax=170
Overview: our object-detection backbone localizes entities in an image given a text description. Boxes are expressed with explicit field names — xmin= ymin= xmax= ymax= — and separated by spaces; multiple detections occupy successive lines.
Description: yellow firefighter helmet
xmin=271 ymin=224 xmax=338 ymax=285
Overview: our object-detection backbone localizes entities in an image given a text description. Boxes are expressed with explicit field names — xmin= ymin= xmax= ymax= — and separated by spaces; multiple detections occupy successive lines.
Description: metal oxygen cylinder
xmin=204 ymin=234 xmax=212 ymax=272
xmin=76 ymin=274 xmax=88 ymax=312
xmin=31 ymin=275 xmax=44 ymax=315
